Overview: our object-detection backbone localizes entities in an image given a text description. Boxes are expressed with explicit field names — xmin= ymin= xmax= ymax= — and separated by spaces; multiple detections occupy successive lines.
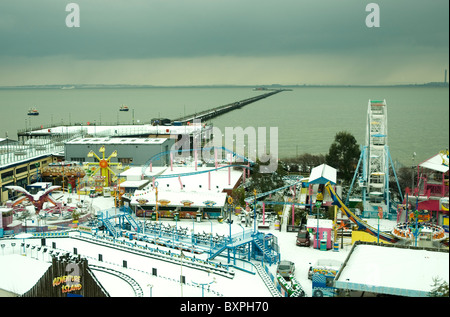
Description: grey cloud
xmin=0 ymin=0 xmax=447 ymax=60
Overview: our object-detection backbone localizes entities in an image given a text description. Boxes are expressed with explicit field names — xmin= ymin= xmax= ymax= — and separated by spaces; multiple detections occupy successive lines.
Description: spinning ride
xmin=391 ymin=222 xmax=446 ymax=243
xmin=6 ymin=185 xmax=61 ymax=214
xmin=84 ymin=146 xmax=122 ymax=187
xmin=392 ymin=209 xmax=447 ymax=244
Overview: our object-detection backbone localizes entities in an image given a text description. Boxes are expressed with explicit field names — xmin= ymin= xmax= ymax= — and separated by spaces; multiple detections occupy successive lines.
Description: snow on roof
xmin=306 ymin=218 xmax=333 ymax=229
xmin=419 ymin=153 xmax=449 ymax=173
xmin=31 ymin=124 xmax=205 ymax=136
xmin=335 ymin=243 xmax=449 ymax=296
xmin=0 ymin=254 xmax=51 ymax=295
xmin=308 ymin=164 xmax=336 ymax=185
xmin=119 ymin=180 xmax=150 ymax=188
xmin=120 ymin=166 xmax=167 ymax=181
xmin=66 ymin=137 xmax=167 ymax=145
xmin=121 ymin=166 xmax=242 ymax=192
xmin=132 ymin=189 xmax=228 ymax=208
xmin=313 ymin=258 xmax=343 ymax=269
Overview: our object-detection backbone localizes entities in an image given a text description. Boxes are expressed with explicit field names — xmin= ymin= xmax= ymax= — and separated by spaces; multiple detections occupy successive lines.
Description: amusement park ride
xmin=3 ymin=121 xmax=446 ymax=255
xmin=325 ymin=181 xmax=447 ymax=246
xmin=84 ymin=146 xmax=123 ymax=187
xmin=89 ymin=146 xmax=282 ymax=266
xmin=336 ymin=99 xmax=447 ymax=246
xmin=5 ymin=185 xmax=61 ymax=215
xmin=3 ymin=146 xmax=126 ymax=229
xmin=41 ymin=162 xmax=86 ymax=193
xmin=347 ymin=99 xmax=403 ymax=219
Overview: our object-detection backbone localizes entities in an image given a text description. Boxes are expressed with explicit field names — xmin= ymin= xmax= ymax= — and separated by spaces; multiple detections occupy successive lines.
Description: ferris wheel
xmin=347 ymin=99 xmax=403 ymax=218
xmin=365 ymin=99 xmax=389 ymax=208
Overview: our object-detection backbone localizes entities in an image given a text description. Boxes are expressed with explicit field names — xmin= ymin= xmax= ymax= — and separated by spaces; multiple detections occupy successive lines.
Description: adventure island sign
xmin=21 ymin=256 xmax=108 ymax=297
xmin=52 ymin=275 xmax=82 ymax=294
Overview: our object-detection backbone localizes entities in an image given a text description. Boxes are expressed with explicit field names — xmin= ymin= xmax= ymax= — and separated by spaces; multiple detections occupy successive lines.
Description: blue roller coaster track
xmin=140 ymin=146 xmax=308 ymax=208
xmin=140 ymin=146 xmax=254 ymax=179
xmin=244 ymin=177 xmax=305 ymax=205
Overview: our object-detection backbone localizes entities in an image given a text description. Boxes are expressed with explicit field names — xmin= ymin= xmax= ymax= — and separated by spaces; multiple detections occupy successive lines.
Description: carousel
xmin=391 ymin=210 xmax=447 ymax=245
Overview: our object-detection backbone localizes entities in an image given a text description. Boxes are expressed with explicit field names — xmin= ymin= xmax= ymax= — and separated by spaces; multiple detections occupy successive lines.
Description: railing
xmin=0 ymin=132 xmax=84 ymax=167
xmin=17 ymin=121 xmax=145 ymax=135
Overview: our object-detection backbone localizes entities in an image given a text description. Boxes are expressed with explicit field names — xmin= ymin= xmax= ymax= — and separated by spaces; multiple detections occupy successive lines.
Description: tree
xmin=325 ymin=131 xmax=360 ymax=183
xmin=247 ymin=157 xmax=286 ymax=196
xmin=429 ymin=277 xmax=449 ymax=297
xmin=390 ymin=166 xmax=415 ymax=201
xmin=231 ymin=186 xmax=246 ymax=207
xmin=283 ymin=153 xmax=326 ymax=174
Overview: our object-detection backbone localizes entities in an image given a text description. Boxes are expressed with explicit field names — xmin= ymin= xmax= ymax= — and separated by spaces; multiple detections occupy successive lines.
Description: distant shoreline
xmin=0 ymin=83 xmax=448 ymax=90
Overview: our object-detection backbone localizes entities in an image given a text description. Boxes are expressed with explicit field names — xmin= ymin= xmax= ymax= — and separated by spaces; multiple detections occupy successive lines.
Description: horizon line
xmin=0 ymin=82 xmax=448 ymax=89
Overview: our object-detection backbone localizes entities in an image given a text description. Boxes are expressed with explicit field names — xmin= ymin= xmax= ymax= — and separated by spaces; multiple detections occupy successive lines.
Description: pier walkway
xmin=172 ymin=90 xmax=285 ymax=123
xmin=14 ymin=89 xmax=287 ymax=142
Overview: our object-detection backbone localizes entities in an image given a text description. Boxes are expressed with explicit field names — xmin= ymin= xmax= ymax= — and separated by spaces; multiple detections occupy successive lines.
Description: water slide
xmin=325 ymin=182 xmax=398 ymax=243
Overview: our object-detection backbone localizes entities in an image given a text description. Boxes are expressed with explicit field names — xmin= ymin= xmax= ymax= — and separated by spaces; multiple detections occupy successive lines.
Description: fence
xmin=21 ymin=255 xmax=109 ymax=297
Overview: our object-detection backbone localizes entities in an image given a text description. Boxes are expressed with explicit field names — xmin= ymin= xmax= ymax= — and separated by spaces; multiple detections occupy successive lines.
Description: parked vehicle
xmin=296 ymin=229 xmax=311 ymax=247
xmin=308 ymin=259 xmax=343 ymax=297
xmin=308 ymin=259 xmax=342 ymax=280
xmin=277 ymin=260 xmax=295 ymax=279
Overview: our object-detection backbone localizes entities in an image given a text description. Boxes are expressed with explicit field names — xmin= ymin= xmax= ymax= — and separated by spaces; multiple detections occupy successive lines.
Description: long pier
xmin=16 ymin=89 xmax=287 ymax=141
xmin=172 ymin=89 xmax=285 ymax=124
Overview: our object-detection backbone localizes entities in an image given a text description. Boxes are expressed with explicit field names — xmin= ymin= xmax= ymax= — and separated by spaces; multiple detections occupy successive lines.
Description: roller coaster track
xmin=89 ymin=264 xmax=144 ymax=297
xmin=254 ymin=264 xmax=282 ymax=297
xmin=141 ymin=146 xmax=253 ymax=179
xmin=141 ymin=146 xmax=253 ymax=178
xmin=73 ymin=235 xmax=235 ymax=279
xmin=244 ymin=176 xmax=305 ymax=204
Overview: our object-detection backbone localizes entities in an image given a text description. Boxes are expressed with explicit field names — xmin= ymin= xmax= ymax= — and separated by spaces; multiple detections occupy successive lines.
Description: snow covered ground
xmin=0 ymin=192 xmax=355 ymax=297
xmin=0 ymin=221 xmax=352 ymax=298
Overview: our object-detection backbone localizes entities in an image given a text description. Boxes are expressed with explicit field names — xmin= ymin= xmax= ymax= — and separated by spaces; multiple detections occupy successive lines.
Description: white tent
xmin=308 ymin=164 xmax=337 ymax=185
xmin=419 ymin=153 xmax=449 ymax=173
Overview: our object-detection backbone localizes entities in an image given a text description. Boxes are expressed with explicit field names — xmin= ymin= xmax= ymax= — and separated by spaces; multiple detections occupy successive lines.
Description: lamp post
xmin=193 ymin=273 xmax=216 ymax=297
xmin=413 ymin=209 xmax=419 ymax=247
xmin=226 ymin=197 xmax=233 ymax=264
xmin=227 ymin=196 xmax=233 ymax=243
xmin=190 ymin=215 xmax=195 ymax=253
xmin=238 ymin=223 xmax=247 ymax=260
xmin=315 ymin=191 xmax=323 ymax=250
xmin=180 ymin=251 xmax=185 ymax=297
xmin=253 ymin=189 xmax=257 ymax=233
xmin=147 ymin=284 xmax=153 ymax=297
xmin=140 ymin=204 xmax=145 ymax=235
xmin=154 ymin=181 xmax=159 ymax=222
xmin=208 ymin=219 xmax=213 ymax=257
xmin=377 ymin=206 xmax=383 ymax=244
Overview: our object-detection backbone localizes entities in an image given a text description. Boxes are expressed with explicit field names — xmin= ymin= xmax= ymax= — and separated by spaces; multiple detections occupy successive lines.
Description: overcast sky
xmin=0 ymin=0 xmax=448 ymax=86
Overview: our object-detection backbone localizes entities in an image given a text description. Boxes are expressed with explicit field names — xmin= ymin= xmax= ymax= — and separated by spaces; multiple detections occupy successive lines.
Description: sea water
xmin=0 ymin=86 xmax=448 ymax=166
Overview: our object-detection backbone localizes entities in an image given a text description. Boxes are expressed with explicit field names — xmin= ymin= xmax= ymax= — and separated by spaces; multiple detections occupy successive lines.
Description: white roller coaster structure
xmin=347 ymin=99 xmax=403 ymax=218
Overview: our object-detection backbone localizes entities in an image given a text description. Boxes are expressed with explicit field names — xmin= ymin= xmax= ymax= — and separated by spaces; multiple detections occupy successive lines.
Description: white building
xmin=334 ymin=242 xmax=449 ymax=297
xmin=120 ymin=165 xmax=244 ymax=219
